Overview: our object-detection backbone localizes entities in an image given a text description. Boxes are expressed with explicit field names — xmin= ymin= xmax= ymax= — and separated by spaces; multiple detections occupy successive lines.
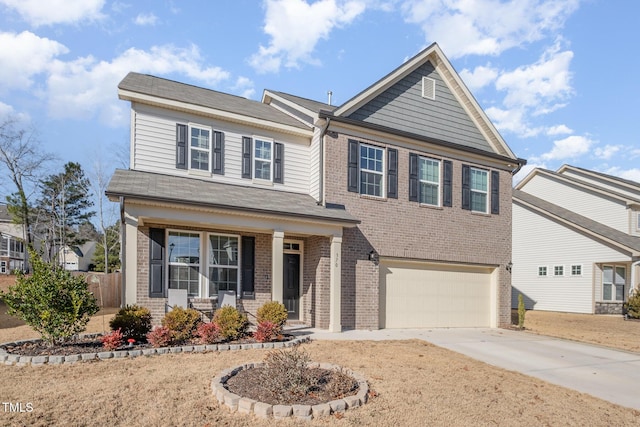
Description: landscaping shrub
xmin=101 ymin=328 xmax=124 ymax=351
xmin=518 ymin=293 xmax=526 ymax=329
xmin=256 ymin=301 xmax=288 ymax=334
xmin=254 ymin=320 xmax=279 ymax=343
xmin=212 ymin=305 xmax=248 ymax=341
xmin=195 ymin=322 xmax=221 ymax=344
xmin=624 ymin=288 xmax=640 ymax=319
xmin=258 ymin=346 xmax=317 ymax=396
xmin=146 ymin=326 xmax=172 ymax=348
xmin=161 ymin=307 xmax=202 ymax=343
xmin=0 ymin=249 xmax=99 ymax=346
xmin=109 ymin=305 xmax=152 ymax=342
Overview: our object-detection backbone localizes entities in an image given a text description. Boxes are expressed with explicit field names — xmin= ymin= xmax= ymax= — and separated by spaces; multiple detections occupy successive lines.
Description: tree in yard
xmin=0 ymin=116 xmax=54 ymax=263
xmin=92 ymin=222 xmax=120 ymax=273
xmin=35 ymin=162 xmax=95 ymax=264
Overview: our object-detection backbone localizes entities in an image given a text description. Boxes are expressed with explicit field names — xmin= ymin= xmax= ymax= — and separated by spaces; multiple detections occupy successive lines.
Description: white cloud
xmin=233 ymin=76 xmax=256 ymax=99
xmin=539 ymin=135 xmax=595 ymax=161
xmin=0 ymin=0 xmax=105 ymax=26
xmin=400 ymin=0 xmax=580 ymax=59
xmin=0 ymin=31 xmax=69 ymax=92
xmin=134 ymin=12 xmax=158 ymax=26
xmin=0 ymin=101 xmax=15 ymax=118
xmin=594 ymin=144 xmax=622 ymax=160
xmin=46 ymin=44 xmax=231 ymax=126
xmin=460 ymin=65 xmax=498 ymax=91
xmin=603 ymin=167 xmax=640 ymax=184
xmin=546 ymin=124 xmax=572 ymax=136
xmin=250 ymin=0 xmax=366 ymax=73
xmin=485 ymin=106 xmax=541 ymax=138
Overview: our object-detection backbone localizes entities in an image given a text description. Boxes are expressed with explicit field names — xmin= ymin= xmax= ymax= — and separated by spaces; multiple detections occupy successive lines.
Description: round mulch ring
xmin=212 ymin=362 xmax=369 ymax=420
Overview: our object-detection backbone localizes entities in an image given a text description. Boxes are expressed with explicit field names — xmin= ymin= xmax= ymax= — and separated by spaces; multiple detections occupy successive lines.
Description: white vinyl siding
xmin=521 ymin=174 xmax=629 ymax=233
xmin=560 ymin=169 xmax=640 ymax=201
xmin=512 ymin=202 xmax=630 ymax=314
xmin=130 ymin=104 xmax=311 ymax=194
xmin=309 ymin=131 xmax=321 ymax=200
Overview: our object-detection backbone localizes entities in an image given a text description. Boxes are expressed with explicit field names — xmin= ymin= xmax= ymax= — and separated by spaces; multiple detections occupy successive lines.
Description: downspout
xmin=511 ymin=158 xmax=526 ymax=176
xmin=119 ymin=196 xmax=126 ymax=308
xmin=317 ymin=117 xmax=331 ymax=206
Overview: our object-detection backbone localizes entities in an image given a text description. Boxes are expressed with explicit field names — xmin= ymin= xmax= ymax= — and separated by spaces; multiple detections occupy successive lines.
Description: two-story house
xmin=107 ymin=43 xmax=525 ymax=331
xmin=0 ymin=204 xmax=26 ymax=274
xmin=512 ymin=165 xmax=640 ymax=314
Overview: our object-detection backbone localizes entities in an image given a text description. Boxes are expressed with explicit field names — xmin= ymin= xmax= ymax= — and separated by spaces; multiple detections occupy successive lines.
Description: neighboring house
xmin=58 ymin=241 xmax=98 ymax=271
xmin=0 ymin=204 xmax=25 ymax=274
xmin=512 ymin=165 xmax=640 ymax=314
xmin=106 ymin=43 xmax=525 ymax=331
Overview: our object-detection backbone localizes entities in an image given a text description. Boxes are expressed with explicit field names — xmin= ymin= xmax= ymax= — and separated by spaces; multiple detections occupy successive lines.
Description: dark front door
xmin=283 ymin=253 xmax=300 ymax=320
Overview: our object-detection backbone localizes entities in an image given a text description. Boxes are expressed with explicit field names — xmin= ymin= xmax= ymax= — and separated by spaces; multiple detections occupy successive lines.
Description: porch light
xmin=506 ymin=262 xmax=513 ymax=273
xmin=368 ymin=250 xmax=379 ymax=264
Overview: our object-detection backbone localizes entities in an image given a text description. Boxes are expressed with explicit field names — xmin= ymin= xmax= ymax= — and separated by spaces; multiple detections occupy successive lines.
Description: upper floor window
xmin=254 ymin=139 xmax=272 ymax=181
xmin=360 ymin=144 xmax=384 ymax=197
xmin=571 ymin=265 xmax=582 ymax=276
xmin=462 ymin=165 xmax=499 ymax=214
xmin=241 ymin=137 xmax=283 ymax=184
xmin=470 ymin=168 xmax=488 ymax=213
xmin=554 ymin=265 xmax=564 ymax=276
xmin=538 ymin=266 xmax=547 ymax=277
xmin=190 ymin=127 xmax=210 ymax=171
xmin=419 ymin=157 xmax=440 ymax=206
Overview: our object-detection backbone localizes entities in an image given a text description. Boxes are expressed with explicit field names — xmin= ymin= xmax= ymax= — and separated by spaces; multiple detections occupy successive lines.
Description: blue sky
xmin=1 ymin=0 xmax=639 ymax=206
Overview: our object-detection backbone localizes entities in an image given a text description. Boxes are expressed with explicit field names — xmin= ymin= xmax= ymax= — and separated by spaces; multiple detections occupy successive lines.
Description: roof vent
xmin=422 ymin=77 xmax=435 ymax=100
xmin=327 ymin=90 xmax=333 ymax=106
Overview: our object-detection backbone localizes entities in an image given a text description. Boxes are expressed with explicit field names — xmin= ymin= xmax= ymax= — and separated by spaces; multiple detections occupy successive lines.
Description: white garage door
xmin=380 ymin=260 xmax=494 ymax=328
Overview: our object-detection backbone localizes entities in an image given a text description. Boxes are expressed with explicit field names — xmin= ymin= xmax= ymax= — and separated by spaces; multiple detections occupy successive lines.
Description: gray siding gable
xmin=347 ymin=62 xmax=492 ymax=153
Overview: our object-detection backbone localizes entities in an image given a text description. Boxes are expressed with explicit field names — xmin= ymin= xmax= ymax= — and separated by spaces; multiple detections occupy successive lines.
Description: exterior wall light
xmin=368 ymin=250 xmax=379 ymax=264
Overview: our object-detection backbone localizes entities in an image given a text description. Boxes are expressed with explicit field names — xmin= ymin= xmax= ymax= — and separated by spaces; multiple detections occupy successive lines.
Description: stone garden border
xmin=212 ymin=362 xmax=369 ymax=420
xmin=0 ymin=334 xmax=311 ymax=366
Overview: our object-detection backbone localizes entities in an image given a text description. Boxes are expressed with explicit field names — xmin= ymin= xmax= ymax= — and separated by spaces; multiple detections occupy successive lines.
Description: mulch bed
xmin=4 ymin=334 xmax=296 ymax=357
xmin=225 ymin=366 xmax=359 ymax=406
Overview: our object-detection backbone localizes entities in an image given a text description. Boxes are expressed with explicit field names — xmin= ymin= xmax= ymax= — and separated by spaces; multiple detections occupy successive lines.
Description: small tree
xmin=624 ymin=289 xmax=640 ymax=319
xmin=517 ymin=293 xmax=526 ymax=329
xmin=0 ymin=249 xmax=99 ymax=346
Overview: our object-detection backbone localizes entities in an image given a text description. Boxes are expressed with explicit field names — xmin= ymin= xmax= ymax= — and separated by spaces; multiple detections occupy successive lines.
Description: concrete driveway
xmin=298 ymin=327 xmax=640 ymax=411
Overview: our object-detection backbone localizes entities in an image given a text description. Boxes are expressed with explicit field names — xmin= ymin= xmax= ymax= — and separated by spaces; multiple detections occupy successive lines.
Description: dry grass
xmin=1 ymin=273 xmax=639 ymax=426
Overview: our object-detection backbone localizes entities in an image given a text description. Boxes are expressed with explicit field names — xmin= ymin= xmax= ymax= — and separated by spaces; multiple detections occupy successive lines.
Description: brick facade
xmin=324 ymin=132 xmax=513 ymax=328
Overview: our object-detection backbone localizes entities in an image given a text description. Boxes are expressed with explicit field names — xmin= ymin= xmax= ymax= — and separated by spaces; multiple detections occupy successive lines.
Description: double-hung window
xmin=190 ymin=127 xmax=210 ymax=171
xmin=168 ymin=231 xmax=201 ymax=297
xmin=470 ymin=168 xmax=488 ymax=213
xmin=603 ymin=265 xmax=625 ymax=301
xmin=254 ymin=139 xmax=272 ymax=180
xmin=419 ymin=157 xmax=440 ymax=206
xmin=208 ymin=234 xmax=239 ymax=297
xmin=359 ymin=144 xmax=384 ymax=197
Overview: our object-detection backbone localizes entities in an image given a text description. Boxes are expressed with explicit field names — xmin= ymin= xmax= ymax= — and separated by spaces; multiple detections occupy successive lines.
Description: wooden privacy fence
xmin=82 ymin=272 xmax=122 ymax=308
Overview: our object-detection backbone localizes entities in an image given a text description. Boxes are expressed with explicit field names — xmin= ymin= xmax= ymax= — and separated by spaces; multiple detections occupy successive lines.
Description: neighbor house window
xmin=360 ymin=144 xmax=384 ymax=197
xmin=419 ymin=157 xmax=440 ymax=206
xmin=603 ymin=265 xmax=625 ymax=301
xmin=571 ymin=265 xmax=582 ymax=276
xmin=0 ymin=261 xmax=6 ymax=274
xmin=254 ymin=139 xmax=272 ymax=180
xmin=190 ymin=126 xmax=210 ymax=171
xmin=168 ymin=231 xmax=201 ymax=297
xmin=538 ymin=266 xmax=547 ymax=277
xmin=208 ymin=234 xmax=239 ymax=297
xmin=470 ymin=168 xmax=488 ymax=213
xmin=554 ymin=265 xmax=564 ymax=276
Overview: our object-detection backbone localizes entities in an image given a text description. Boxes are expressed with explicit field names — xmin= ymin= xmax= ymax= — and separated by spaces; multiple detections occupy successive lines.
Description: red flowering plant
xmin=146 ymin=326 xmax=172 ymax=348
xmin=101 ymin=328 xmax=124 ymax=351
xmin=195 ymin=322 xmax=221 ymax=345
xmin=253 ymin=320 xmax=279 ymax=343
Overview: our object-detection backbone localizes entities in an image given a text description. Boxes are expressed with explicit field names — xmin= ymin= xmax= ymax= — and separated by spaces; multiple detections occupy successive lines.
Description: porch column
xmin=271 ymin=231 xmax=284 ymax=303
xmin=329 ymin=235 xmax=342 ymax=333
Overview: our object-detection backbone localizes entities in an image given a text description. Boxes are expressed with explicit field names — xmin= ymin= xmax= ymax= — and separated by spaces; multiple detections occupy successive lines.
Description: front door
xmin=283 ymin=253 xmax=300 ymax=320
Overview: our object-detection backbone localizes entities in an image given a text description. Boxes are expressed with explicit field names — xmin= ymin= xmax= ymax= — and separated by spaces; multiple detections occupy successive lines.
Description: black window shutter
xmin=176 ymin=124 xmax=187 ymax=170
xmin=387 ymin=148 xmax=398 ymax=199
xmin=491 ymin=170 xmax=500 ymax=214
xmin=347 ymin=139 xmax=359 ymax=192
xmin=443 ymin=160 xmax=453 ymax=207
xmin=241 ymin=236 xmax=255 ymax=297
xmin=241 ymin=137 xmax=252 ymax=179
xmin=149 ymin=228 xmax=165 ymax=298
xmin=408 ymin=153 xmax=419 ymax=202
xmin=274 ymin=142 xmax=284 ymax=184
xmin=461 ymin=165 xmax=471 ymax=210
xmin=213 ymin=131 xmax=224 ymax=175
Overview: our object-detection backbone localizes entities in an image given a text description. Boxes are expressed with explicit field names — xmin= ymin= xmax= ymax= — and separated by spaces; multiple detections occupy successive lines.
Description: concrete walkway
xmin=291 ymin=327 xmax=640 ymax=411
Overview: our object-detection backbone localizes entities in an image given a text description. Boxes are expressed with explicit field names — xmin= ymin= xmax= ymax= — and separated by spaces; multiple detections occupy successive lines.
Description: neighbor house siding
xmin=560 ymin=169 xmax=640 ymax=201
xmin=522 ymin=174 xmax=629 ymax=233
xmin=131 ymin=103 xmax=312 ymax=195
xmin=347 ymin=62 xmax=492 ymax=153
xmin=512 ymin=202 xmax=630 ymax=314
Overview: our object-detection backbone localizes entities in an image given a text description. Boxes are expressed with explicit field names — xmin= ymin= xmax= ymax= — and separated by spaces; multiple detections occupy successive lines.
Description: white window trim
xmin=418 ymin=156 xmax=441 ymax=207
xmin=602 ymin=264 xmax=626 ymax=302
xmin=188 ymin=124 xmax=212 ymax=173
xmin=206 ymin=232 xmax=241 ymax=298
xmin=359 ymin=143 xmax=385 ymax=198
xmin=253 ymin=136 xmax=273 ymax=182
xmin=470 ymin=167 xmax=489 ymax=214
xmin=166 ymin=229 xmax=203 ymax=298
xmin=538 ymin=266 xmax=548 ymax=277
xmin=553 ymin=265 xmax=564 ymax=277
xmin=571 ymin=264 xmax=582 ymax=276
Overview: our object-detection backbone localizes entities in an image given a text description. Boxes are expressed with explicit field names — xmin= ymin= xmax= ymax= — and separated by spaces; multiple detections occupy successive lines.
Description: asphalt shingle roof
xmin=513 ymin=189 xmax=640 ymax=252
xmin=119 ymin=72 xmax=310 ymax=131
xmin=267 ymin=90 xmax=338 ymax=114
xmin=106 ymin=169 xmax=359 ymax=225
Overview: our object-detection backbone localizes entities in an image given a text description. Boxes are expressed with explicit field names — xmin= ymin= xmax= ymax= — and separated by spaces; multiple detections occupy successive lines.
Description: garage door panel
xmin=380 ymin=261 xmax=493 ymax=328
